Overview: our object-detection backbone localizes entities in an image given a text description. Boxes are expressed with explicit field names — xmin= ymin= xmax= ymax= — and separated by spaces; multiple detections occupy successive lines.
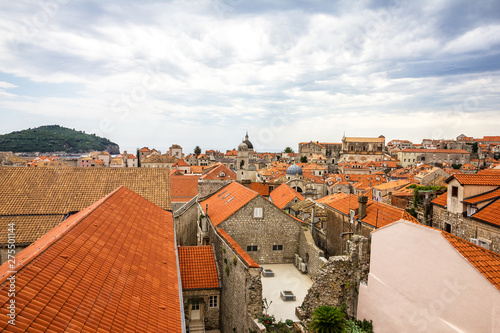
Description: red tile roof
xmin=431 ymin=192 xmax=448 ymax=207
xmin=325 ymin=194 xmax=360 ymax=215
xmin=270 ymin=183 xmax=305 ymax=209
xmin=0 ymin=187 xmax=183 ymax=332
xmin=360 ymin=201 xmax=414 ymax=228
xmin=170 ymin=175 xmax=199 ymax=203
xmin=201 ymin=163 xmax=237 ymax=180
xmin=463 ymin=187 xmax=500 ymax=204
xmin=471 ymin=198 xmax=500 ymax=227
xmin=446 ymin=174 xmax=500 ymax=186
xmin=173 ymin=159 xmax=190 ymax=166
xmin=200 ymin=181 xmax=258 ymax=226
xmin=178 ymin=246 xmax=220 ymax=290
xmin=441 ymin=232 xmax=500 ymax=291
xmin=217 ymin=228 xmax=259 ymax=268
xmin=316 ymin=193 xmax=349 ymax=204
xmin=250 ymin=182 xmax=270 ymax=196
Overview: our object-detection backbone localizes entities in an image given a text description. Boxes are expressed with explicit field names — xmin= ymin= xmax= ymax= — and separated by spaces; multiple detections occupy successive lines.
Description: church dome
xmin=238 ymin=142 xmax=248 ymax=151
xmin=243 ymin=132 xmax=253 ymax=150
xmin=286 ymin=164 xmax=303 ymax=176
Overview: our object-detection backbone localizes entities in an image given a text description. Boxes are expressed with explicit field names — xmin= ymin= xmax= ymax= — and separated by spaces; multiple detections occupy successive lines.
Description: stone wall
xmin=183 ymin=289 xmax=220 ymax=330
xmin=432 ymin=205 xmax=500 ymax=254
xmin=298 ymin=229 xmax=328 ymax=280
xmin=198 ymin=180 xmax=231 ymax=199
xmin=219 ymin=195 xmax=304 ymax=264
xmin=300 ymin=235 xmax=370 ymax=318
xmin=208 ymin=225 xmax=263 ymax=333
xmin=173 ymin=197 xmax=199 ymax=246
xmin=325 ymin=208 xmax=351 ymax=256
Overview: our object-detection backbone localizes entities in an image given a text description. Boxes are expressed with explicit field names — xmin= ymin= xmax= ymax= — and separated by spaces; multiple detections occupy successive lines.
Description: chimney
xmin=358 ymin=195 xmax=368 ymax=220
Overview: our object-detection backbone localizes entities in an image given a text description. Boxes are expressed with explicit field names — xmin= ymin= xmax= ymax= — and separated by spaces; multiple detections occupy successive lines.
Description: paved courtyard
xmin=260 ymin=264 xmax=313 ymax=322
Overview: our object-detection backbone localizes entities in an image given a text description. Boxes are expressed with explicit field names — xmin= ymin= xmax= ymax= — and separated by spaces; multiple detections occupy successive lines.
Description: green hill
xmin=0 ymin=125 xmax=120 ymax=154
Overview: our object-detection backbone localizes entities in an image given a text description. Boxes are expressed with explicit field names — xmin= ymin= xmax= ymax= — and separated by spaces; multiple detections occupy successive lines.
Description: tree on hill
xmin=284 ymin=146 xmax=294 ymax=153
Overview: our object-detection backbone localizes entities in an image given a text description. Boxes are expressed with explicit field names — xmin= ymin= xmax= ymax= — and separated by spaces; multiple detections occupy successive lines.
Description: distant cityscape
xmin=0 ymin=131 xmax=499 ymax=332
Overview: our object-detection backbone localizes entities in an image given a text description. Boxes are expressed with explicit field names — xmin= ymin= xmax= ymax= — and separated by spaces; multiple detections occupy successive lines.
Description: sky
xmin=0 ymin=0 xmax=499 ymax=154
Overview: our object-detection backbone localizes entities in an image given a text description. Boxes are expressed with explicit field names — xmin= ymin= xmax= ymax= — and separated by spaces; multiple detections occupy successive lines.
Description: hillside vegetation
xmin=0 ymin=125 xmax=120 ymax=153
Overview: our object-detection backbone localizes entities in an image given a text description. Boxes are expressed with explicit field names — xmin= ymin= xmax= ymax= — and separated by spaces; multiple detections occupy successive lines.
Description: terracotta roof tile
xmin=0 ymin=187 xmax=183 ymax=332
xmin=0 ymin=215 xmax=65 ymax=244
xmin=200 ymin=181 xmax=258 ymax=226
xmin=471 ymin=198 xmax=500 ymax=227
xmin=0 ymin=167 xmax=171 ymax=213
xmin=325 ymin=194 xmax=360 ymax=215
xmin=217 ymin=228 xmax=259 ymax=268
xmin=200 ymin=164 xmax=236 ymax=180
xmin=447 ymin=174 xmax=500 ymax=186
xmin=170 ymin=174 xmax=199 ymax=203
xmin=441 ymin=232 xmax=500 ymax=291
xmin=361 ymin=201 xmax=411 ymax=228
xmin=316 ymin=193 xmax=349 ymax=204
xmin=463 ymin=187 xmax=500 ymax=204
xmin=178 ymin=246 xmax=219 ymax=290
xmin=250 ymin=182 xmax=270 ymax=196
xmin=431 ymin=192 xmax=448 ymax=207
xmin=270 ymin=183 xmax=305 ymax=209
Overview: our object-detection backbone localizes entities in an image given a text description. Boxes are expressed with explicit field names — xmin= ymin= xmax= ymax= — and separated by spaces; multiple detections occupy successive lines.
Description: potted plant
xmin=285 ymin=319 xmax=294 ymax=328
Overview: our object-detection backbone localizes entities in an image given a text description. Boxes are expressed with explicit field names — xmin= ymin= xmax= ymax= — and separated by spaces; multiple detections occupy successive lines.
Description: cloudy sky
xmin=1 ymin=0 xmax=499 ymax=153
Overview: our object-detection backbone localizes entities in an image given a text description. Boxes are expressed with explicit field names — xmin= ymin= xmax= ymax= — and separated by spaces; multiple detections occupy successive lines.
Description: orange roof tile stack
xmin=200 ymin=181 xmax=258 ymax=226
xmin=178 ymin=246 xmax=220 ymax=290
xmin=0 ymin=187 xmax=183 ymax=332
xmin=270 ymin=183 xmax=305 ymax=209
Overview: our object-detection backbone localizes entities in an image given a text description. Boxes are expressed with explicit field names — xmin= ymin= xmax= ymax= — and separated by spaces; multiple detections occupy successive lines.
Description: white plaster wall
xmin=357 ymin=220 xmax=500 ymax=333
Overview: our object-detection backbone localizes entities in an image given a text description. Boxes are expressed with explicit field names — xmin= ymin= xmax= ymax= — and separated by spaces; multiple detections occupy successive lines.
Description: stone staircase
xmin=189 ymin=320 xmax=205 ymax=333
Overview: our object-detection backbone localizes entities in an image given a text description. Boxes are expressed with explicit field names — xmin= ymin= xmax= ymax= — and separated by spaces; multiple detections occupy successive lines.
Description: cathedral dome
xmin=238 ymin=142 xmax=248 ymax=151
xmin=243 ymin=132 xmax=253 ymax=150
xmin=286 ymin=164 xmax=303 ymax=176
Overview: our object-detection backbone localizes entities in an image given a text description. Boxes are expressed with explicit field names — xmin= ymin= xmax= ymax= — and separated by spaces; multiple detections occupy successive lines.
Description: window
xmin=272 ymin=244 xmax=283 ymax=251
xmin=209 ymin=295 xmax=218 ymax=308
xmin=247 ymin=245 xmax=258 ymax=252
xmin=254 ymin=207 xmax=263 ymax=218
xmin=191 ymin=300 xmax=200 ymax=311
xmin=451 ymin=186 xmax=458 ymax=197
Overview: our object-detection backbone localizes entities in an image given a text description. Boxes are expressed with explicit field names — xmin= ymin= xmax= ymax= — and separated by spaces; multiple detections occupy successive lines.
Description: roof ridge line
xmin=0 ymin=186 xmax=125 ymax=286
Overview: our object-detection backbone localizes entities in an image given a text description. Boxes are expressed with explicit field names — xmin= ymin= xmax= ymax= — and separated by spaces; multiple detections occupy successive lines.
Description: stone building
xmin=270 ymin=183 xmax=305 ymax=212
xmin=169 ymin=144 xmax=183 ymax=159
xmin=341 ymin=135 xmax=386 ymax=162
xmin=178 ymin=246 xmax=220 ymax=332
xmin=431 ymin=174 xmax=500 ymax=253
xmin=199 ymin=181 xmax=305 ymax=265
xmin=397 ymin=148 xmax=471 ymax=167
xmin=358 ymin=219 xmax=500 ymax=332
xmin=298 ymin=141 xmax=342 ymax=164
xmin=323 ymin=194 xmax=418 ymax=256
